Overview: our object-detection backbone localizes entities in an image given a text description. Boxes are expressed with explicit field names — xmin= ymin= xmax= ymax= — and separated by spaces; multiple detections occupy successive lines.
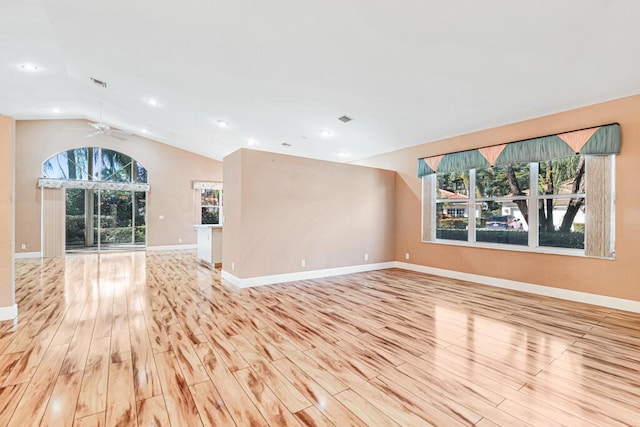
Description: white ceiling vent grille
xmin=338 ymin=115 xmax=352 ymax=123
xmin=90 ymin=77 xmax=107 ymax=88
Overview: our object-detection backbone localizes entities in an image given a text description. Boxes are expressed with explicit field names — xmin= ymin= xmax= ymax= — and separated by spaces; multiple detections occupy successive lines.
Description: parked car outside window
xmin=486 ymin=215 xmax=520 ymax=230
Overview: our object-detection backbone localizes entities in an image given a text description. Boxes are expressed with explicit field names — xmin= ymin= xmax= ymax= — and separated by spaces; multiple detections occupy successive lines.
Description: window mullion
xmin=469 ymin=169 xmax=476 ymax=243
xmin=528 ymin=162 xmax=539 ymax=248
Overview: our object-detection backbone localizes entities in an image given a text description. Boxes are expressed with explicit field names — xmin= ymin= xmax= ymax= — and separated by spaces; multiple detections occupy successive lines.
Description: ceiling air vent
xmin=338 ymin=115 xmax=352 ymax=123
xmin=90 ymin=77 xmax=107 ymax=88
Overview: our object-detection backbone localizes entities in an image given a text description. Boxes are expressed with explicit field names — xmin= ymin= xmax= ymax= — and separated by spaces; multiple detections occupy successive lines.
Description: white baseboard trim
xmin=14 ymin=252 xmax=42 ymax=259
xmin=216 ymin=258 xmax=640 ymax=313
xmin=395 ymin=262 xmax=640 ymax=313
xmin=146 ymin=244 xmax=197 ymax=251
xmin=0 ymin=304 xmax=18 ymax=320
xmin=221 ymin=262 xmax=396 ymax=288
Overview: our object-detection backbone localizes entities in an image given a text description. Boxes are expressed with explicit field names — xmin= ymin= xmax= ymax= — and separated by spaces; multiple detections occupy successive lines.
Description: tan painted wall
xmin=359 ymin=95 xmax=640 ymax=302
xmin=223 ymin=149 xmax=395 ymax=279
xmin=15 ymin=119 xmax=223 ymax=251
xmin=0 ymin=116 xmax=15 ymax=308
xmin=221 ymin=149 xmax=243 ymax=275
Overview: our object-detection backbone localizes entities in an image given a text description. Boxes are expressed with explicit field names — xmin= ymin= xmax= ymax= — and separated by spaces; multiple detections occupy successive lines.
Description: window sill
xmin=423 ymin=238 xmax=614 ymax=260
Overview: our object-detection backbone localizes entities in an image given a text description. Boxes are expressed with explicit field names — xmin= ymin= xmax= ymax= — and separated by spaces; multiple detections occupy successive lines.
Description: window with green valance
xmin=420 ymin=123 xmax=619 ymax=259
xmin=417 ymin=123 xmax=620 ymax=178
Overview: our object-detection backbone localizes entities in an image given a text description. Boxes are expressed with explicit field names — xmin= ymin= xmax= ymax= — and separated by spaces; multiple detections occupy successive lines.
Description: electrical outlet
xmin=405 ymin=252 xmax=410 ymax=260
xmin=231 ymin=262 xmax=235 ymax=271
xmin=178 ymin=238 xmax=183 ymax=243
xmin=20 ymin=244 xmax=26 ymax=250
xmin=301 ymin=259 xmax=306 ymax=268
xmin=159 ymin=215 xmax=165 ymax=220
xmin=364 ymin=253 xmax=369 ymax=261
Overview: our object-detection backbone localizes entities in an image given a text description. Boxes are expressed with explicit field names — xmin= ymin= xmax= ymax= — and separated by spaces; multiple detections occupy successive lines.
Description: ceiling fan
xmin=68 ymin=101 xmax=131 ymax=140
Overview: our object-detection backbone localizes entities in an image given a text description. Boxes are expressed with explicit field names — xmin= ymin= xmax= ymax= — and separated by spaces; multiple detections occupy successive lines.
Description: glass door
xmin=98 ymin=190 xmax=146 ymax=251
xmin=65 ymin=188 xmax=146 ymax=252
xmin=66 ymin=188 xmax=92 ymax=251
xmin=134 ymin=191 xmax=146 ymax=245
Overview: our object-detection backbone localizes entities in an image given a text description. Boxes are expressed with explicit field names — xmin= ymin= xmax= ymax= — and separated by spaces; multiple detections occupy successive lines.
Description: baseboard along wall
xmin=221 ymin=261 xmax=640 ymax=313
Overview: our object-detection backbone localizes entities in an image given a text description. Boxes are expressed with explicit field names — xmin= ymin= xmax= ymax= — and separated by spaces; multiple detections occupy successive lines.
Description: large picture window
xmin=425 ymin=154 xmax=614 ymax=257
xmin=419 ymin=124 xmax=619 ymax=258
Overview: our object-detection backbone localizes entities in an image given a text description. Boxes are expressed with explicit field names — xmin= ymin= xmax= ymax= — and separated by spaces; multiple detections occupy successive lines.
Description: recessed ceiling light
xmin=336 ymin=151 xmax=349 ymax=157
xmin=216 ymin=120 xmax=229 ymax=128
xmin=319 ymin=130 xmax=332 ymax=137
xmin=247 ymin=139 xmax=258 ymax=146
xmin=19 ymin=63 xmax=39 ymax=72
xmin=141 ymin=128 xmax=150 ymax=135
xmin=146 ymin=98 xmax=161 ymax=107
xmin=51 ymin=108 xmax=61 ymax=114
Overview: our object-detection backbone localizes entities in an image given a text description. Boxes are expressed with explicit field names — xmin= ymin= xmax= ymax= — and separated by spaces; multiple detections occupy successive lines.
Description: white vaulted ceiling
xmin=1 ymin=0 xmax=640 ymax=161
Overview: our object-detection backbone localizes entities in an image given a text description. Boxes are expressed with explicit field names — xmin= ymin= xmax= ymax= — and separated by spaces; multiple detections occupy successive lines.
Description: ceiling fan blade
xmin=110 ymin=129 xmax=132 ymax=136
xmin=88 ymin=122 xmax=102 ymax=130
xmin=64 ymin=127 xmax=90 ymax=131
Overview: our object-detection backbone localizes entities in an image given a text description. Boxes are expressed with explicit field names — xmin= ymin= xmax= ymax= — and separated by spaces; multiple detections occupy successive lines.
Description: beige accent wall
xmin=359 ymin=95 xmax=640 ymax=302
xmin=223 ymin=149 xmax=395 ymax=279
xmin=221 ymin=150 xmax=243 ymax=275
xmin=0 ymin=116 xmax=15 ymax=308
xmin=15 ymin=119 xmax=223 ymax=252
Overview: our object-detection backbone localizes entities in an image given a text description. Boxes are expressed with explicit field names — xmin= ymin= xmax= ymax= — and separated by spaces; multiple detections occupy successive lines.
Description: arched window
xmin=39 ymin=147 xmax=149 ymax=253
xmin=39 ymin=147 xmax=149 ymax=191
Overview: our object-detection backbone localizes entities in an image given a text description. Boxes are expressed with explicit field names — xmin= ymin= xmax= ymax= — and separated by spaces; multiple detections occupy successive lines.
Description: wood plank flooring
xmin=1 ymin=251 xmax=640 ymax=426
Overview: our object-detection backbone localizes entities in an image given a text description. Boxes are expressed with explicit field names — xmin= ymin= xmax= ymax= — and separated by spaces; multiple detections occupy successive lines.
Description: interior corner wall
xmin=0 ymin=115 xmax=16 ymax=313
xmin=358 ymin=94 xmax=640 ymax=302
xmin=221 ymin=149 xmax=243 ymax=276
xmin=15 ymin=119 xmax=223 ymax=252
xmin=222 ymin=149 xmax=396 ymax=280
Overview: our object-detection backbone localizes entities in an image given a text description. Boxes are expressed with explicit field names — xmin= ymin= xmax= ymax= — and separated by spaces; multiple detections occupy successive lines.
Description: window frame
xmin=422 ymin=156 xmax=615 ymax=258
xmin=200 ymin=188 xmax=223 ymax=225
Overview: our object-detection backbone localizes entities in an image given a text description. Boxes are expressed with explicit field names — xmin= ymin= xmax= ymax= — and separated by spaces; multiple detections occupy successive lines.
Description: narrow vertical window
xmin=475 ymin=163 xmax=530 ymax=246
xmin=201 ymin=189 xmax=222 ymax=225
xmin=537 ymin=156 xmax=585 ymax=249
xmin=436 ymin=171 xmax=469 ymax=241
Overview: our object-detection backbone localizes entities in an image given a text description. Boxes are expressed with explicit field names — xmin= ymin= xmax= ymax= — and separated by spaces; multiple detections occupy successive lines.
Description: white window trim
xmin=529 ymin=162 xmax=538 ymax=247
xmin=469 ymin=168 xmax=476 ymax=244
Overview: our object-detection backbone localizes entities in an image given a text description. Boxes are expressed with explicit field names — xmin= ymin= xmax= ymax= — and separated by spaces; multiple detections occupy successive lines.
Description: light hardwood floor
xmin=1 ymin=251 xmax=639 ymax=426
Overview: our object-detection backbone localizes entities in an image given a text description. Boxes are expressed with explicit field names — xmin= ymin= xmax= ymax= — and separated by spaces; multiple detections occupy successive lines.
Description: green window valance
xmin=417 ymin=123 xmax=620 ymax=177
